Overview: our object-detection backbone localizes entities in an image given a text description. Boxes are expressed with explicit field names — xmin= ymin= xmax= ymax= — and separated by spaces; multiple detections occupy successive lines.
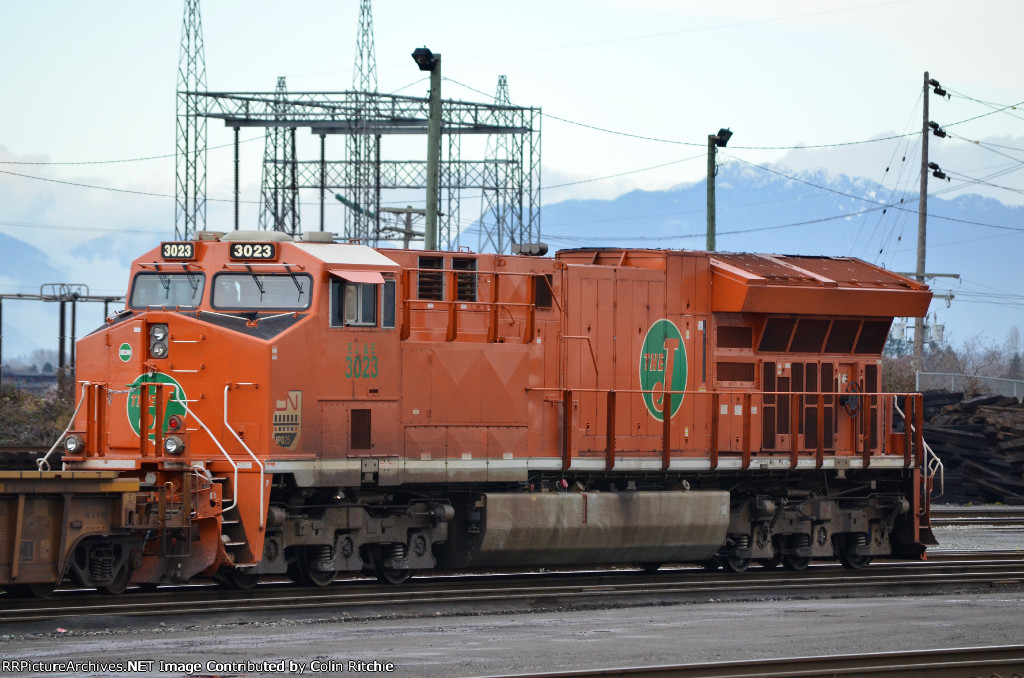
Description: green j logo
xmin=639 ymin=319 xmax=687 ymax=421
xmin=125 ymin=372 xmax=188 ymax=439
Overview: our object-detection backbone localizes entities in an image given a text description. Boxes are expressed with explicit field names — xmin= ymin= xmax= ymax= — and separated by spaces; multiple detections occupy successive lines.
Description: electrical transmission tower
xmin=175 ymin=0 xmax=208 ymax=240
xmin=258 ymin=77 xmax=301 ymax=236
xmin=345 ymin=0 xmax=381 ymax=243
xmin=479 ymin=75 xmax=513 ymax=253
xmin=183 ymin=0 xmax=542 ymax=251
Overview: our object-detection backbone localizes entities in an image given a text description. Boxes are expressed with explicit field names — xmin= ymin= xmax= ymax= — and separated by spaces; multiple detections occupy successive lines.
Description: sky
xmin=1 ymin=0 xmax=1023 ymax=356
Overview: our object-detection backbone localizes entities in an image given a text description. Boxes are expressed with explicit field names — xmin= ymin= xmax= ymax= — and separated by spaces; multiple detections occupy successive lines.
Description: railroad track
xmin=931 ymin=504 xmax=1024 ymax=526
xmin=2 ymin=551 xmax=1022 ymax=624
xmin=483 ymin=644 xmax=1024 ymax=678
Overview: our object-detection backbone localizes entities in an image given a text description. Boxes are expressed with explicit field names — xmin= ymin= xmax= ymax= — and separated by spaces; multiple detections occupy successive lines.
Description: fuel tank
xmin=438 ymin=490 xmax=729 ymax=568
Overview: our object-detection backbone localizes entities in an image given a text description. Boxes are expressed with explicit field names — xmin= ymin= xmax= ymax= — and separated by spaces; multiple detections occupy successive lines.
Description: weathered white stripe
xmin=73 ymin=459 xmax=138 ymax=470
xmin=258 ymin=455 xmax=914 ymax=474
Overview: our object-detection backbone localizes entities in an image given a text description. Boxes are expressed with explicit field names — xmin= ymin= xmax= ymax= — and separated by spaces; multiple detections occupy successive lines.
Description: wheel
xmin=723 ymin=556 xmax=751 ymax=573
xmin=304 ymin=566 xmax=337 ymax=588
xmin=216 ymin=569 xmax=261 ymax=591
xmin=98 ymin=566 xmax=132 ymax=595
xmin=781 ymin=554 xmax=811 ymax=571
xmin=287 ymin=548 xmax=337 ymax=587
xmin=836 ymin=536 xmax=872 ymax=570
xmin=370 ymin=545 xmax=413 ymax=585
xmin=639 ymin=562 xmax=663 ymax=573
xmin=374 ymin=561 xmax=413 ymax=585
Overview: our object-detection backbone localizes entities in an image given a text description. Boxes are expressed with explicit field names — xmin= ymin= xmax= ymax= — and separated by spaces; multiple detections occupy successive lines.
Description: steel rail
xmin=2 ymin=555 xmax=1022 ymax=624
xmin=931 ymin=505 xmax=1024 ymax=526
xmin=476 ymin=645 xmax=1024 ymax=678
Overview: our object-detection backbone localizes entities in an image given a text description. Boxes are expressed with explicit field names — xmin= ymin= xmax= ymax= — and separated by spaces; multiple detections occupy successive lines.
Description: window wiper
xmin=181 ymin=264 xmax=200 ymax=299
xmin=158 ymin=273 xmax=171 ymax=300
xmin=288 ymin=271 xmax=304 ymax=302
xmin=246 ymin=265 xmax=265 ymax=301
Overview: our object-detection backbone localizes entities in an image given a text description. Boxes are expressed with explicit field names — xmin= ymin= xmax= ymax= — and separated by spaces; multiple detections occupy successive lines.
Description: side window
xmin=534 ymin=274 xmax=553 ymax=309
xmin=381 ymin=279 xmax=396 ymax=329
xmin=330 ymin=279 xmax=377 ymax=327
xmin=345 ymin=282 xmax=377 ymax=325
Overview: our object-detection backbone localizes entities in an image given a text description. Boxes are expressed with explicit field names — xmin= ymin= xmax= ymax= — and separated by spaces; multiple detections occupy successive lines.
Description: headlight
xmin=164 ymin=435 xmax=185 ymax=456
xmin=150 ymin=341 xmax=168 ymax=358
xmin=64 ymin=434 xmax=85 ymax=454
xmin=149 ymin=324 xmax=169 ymax=358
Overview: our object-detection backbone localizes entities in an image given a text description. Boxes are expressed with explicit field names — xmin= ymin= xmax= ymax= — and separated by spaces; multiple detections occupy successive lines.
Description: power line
xmin=724 ymin=153 xmax=1024 ymax=233
xmin=0 ymin=219 xmax=165 ymax=235
xmin=0 ymin=136 xmax=262 ymax=167
xmin=444 ymin=77 xmax=920 ymax=152
xmin=546 ymin=154 xmax=705 ymax=189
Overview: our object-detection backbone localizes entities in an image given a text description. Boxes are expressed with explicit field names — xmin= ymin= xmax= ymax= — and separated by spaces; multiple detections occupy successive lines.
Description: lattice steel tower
xmin=175 ymin=0 xmax=208 ymax=240
xmin=258 ymin=77 xmax=301 ymax=236
xmin=345 ymin=0 xmax=381 ymax=243
xmin=479 ymin=76 xmax=513 ymax=253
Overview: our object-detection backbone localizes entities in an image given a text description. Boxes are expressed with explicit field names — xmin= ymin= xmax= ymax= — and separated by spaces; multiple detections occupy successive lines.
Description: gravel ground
xmin=0 ymin=513 xmax=1019 ymax=678
xmin=2 ymin=592 xmax=1023 ymax=677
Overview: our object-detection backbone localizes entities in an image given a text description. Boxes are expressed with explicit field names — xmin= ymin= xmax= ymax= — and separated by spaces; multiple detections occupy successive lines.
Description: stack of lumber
xmin=923 ymin=391 xmax=1024 ymax=504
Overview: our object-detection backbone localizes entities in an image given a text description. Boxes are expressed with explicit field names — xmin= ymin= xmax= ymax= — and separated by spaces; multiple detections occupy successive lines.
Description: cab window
xmin=211 ymin=273 xmax=312 ymax=310
xmin=129 ymin=272 xmax=205 ymax=309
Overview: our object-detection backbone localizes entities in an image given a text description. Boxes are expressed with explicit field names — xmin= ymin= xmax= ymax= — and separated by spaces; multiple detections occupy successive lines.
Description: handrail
xmin=37 ymin=381 xmax=91 ymax=471
xmin=403 ymin=265 xmax=543 ymax=344
xmin=552 ymin=386 xmax=922 ymax=469
xmin=893 ymin=395 xmax=945 ymax=497
xmin=169 ymin=391 xmax=239 ymax=515
xmin=223 ymin=383 xmax=266 ymax=528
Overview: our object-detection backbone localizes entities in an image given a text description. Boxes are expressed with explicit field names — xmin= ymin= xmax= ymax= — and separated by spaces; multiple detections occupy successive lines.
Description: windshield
xmin=212 ymin=273 xmax=313 ymax=311
xmin=129 ymin=272 xmax=205 ymax=309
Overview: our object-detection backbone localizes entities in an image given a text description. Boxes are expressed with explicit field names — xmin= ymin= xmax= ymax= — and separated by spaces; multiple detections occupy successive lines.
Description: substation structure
xmin=179 ymin=87 xmax=541 ymax=252
xmin=0 ymin=285 xmax=125 ymax=383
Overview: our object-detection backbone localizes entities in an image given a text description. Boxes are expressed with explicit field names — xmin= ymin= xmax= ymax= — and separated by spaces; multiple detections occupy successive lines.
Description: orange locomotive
xmin=0 ymin=231 xmax=938 ymax=594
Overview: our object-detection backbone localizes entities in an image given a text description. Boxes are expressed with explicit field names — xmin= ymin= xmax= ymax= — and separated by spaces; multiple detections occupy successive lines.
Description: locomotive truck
xmin=0 ymin=231 xmax=938 ymax=596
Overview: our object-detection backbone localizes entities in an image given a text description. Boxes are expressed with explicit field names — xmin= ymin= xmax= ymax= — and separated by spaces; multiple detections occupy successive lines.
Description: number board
xmin=229 ymin=242 xmax=278 ymax=260
xmin=161 ymin=242 xmax=196 ymax=260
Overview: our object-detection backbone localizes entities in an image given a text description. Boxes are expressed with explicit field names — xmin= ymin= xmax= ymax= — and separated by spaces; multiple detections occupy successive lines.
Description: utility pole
xmin=914 ymin=73 xmax=948 ymax=372
xmin=914 ymin=72 xmax=930 ymax=373
xmin=381 ymin=207 xmax=426 ymax=250
xmin=412 ymin=47 xmax=442 ymax=251
xmin=706 ymin=128 xmax=732 ymax=252
xmin=425 ymin=56 xmax=442 ymax=250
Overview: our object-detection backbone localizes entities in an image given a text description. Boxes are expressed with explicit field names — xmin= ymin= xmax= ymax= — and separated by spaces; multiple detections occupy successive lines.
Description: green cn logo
xmin=118 ymin=342 xmax=133 ymax=362
xmin=639 ymin=319 xmax=687 ymax=421
xmin=125 ymin=372 xmax=188 ymax=439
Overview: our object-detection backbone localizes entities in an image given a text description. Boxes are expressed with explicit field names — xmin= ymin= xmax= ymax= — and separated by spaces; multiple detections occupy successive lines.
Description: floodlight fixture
xmin=412 ymin=47 xmax=438 ymax=72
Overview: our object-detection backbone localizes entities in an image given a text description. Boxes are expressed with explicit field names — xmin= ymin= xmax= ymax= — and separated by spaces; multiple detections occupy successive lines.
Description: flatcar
xmin=0 ymin=231 xmax=939 ymax=596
